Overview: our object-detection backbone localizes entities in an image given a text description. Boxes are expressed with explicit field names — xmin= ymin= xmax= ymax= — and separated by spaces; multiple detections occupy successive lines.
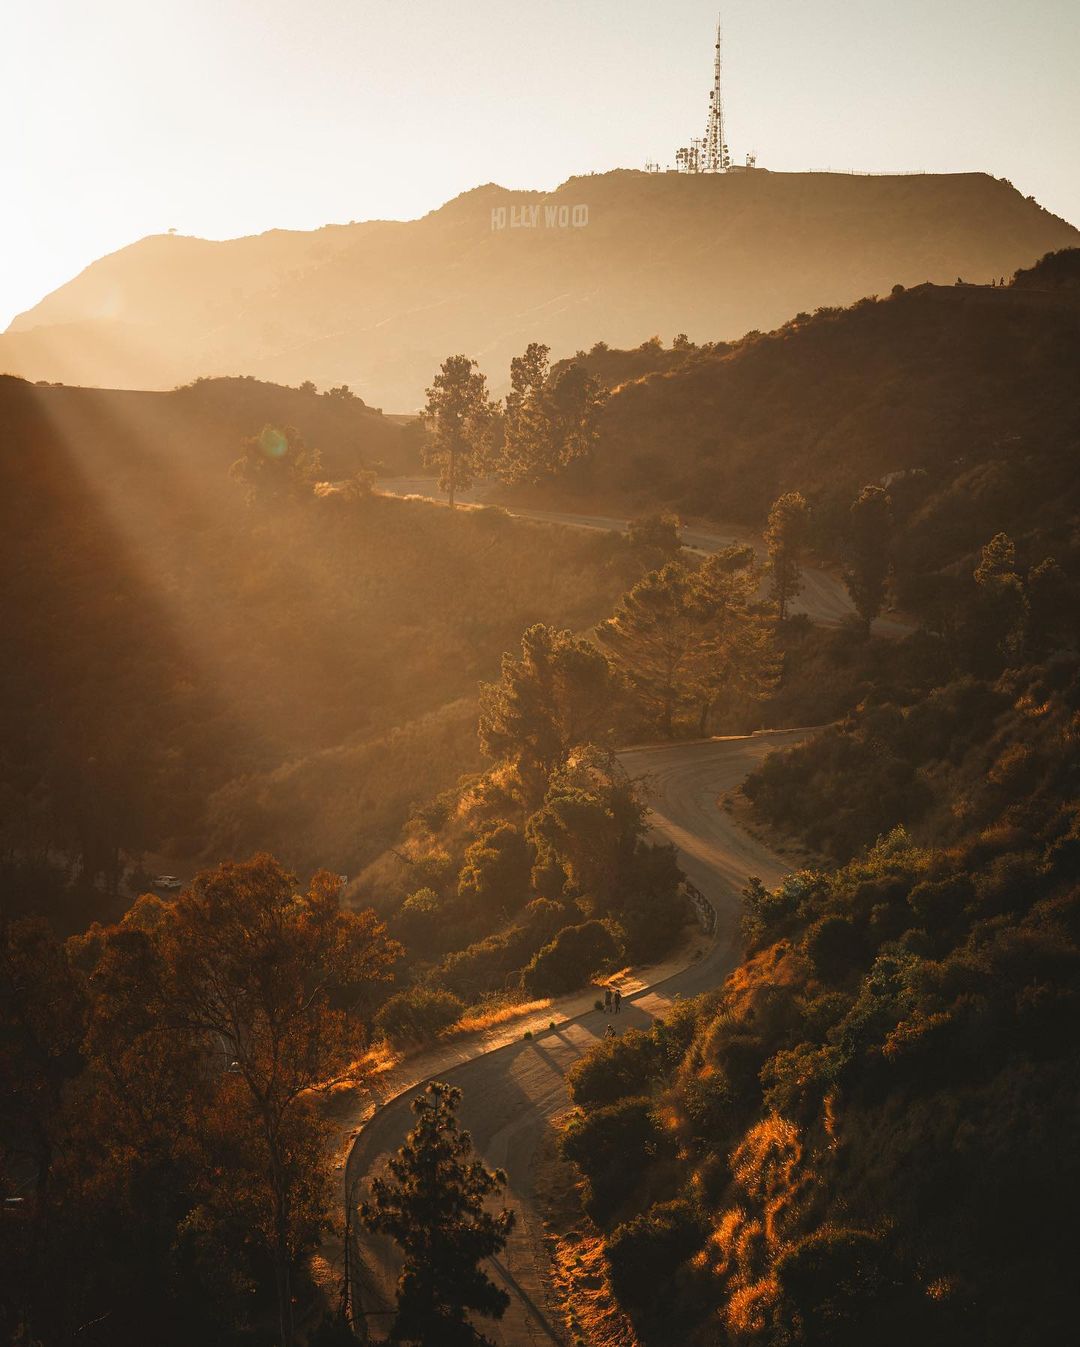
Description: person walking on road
xmin=603 ymin=986 xmax=612 ymax=1014
xmin=605 ymin=1024 xmax=616 ymax=1039
xmin=613 ymin=988 xmax=622 ymax=1015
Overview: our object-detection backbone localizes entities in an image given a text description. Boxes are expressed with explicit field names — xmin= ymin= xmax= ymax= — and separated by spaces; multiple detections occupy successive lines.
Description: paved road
xmin=346 ymin=729 xmax=809 ymax=1344
xmin=375 ymin=477 xmax=913 ymax=637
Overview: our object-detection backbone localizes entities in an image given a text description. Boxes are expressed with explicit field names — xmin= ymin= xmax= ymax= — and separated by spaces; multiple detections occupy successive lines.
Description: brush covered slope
xmin=542 ymin=254 xmax=1080 ymax=596
xmin=554 ymin=305 xmax=1080 ymax=1343
xmin=3 ymin=171 xmax=1076 ymax=408
xmin=0 ymin=375 xmax=637 ymax=929
xmin=557 ymin=604 xmax=1080 ymax=1345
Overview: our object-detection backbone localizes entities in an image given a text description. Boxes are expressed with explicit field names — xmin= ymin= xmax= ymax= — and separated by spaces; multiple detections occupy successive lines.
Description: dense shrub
xmin=432 ymin=899 xmax=571 ymax=1001
xmin=605 ymin=1199 xmax=709 ymax=1311
xmin=561 ymin=1096 xmax=668 ymax=1222
xmin=456 ymin=823 xmax=533 ymax=918
xmin=774 ymin=1227 xmax=922 ymax=1347
xmin=805 ymin=914 xmax=865 ymax=983
xmin=566 ymin=1027 xmax=661 ymax=1107
xmin=521 ymin=919 xmax=618 ymax=997
xmin=373 ymin=985 xmax=464 ymax=1045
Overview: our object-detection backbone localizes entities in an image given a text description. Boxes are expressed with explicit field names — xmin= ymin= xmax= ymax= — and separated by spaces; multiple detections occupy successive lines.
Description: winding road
xmin=345 ymin=729 xmax=810 ymax=1344
xmin=375 ymin=476 xmax=913 ymax=637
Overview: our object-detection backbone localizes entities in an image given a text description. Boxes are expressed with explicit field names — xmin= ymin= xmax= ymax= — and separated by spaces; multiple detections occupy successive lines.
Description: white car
xmin=154 ymin=875 xmax=182 ymax=891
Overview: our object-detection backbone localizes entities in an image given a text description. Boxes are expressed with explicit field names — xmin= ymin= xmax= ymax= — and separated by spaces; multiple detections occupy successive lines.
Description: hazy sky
xmin=4 ymin=0 xmax=1078 ymax=329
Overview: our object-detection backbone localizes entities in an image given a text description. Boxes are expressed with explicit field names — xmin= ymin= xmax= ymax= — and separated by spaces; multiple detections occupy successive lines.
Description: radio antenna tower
xmin=704 ymin=14 xmax=731 ymax=172
xmin=663 ymin=10 xmax=752 ymax=174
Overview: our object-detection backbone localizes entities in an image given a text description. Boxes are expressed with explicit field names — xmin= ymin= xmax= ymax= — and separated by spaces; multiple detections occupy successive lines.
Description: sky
xmin=3 ymin=0 xmax=1078 ymax=329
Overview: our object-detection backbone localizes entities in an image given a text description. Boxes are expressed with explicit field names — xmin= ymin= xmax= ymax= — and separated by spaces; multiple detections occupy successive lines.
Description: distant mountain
xmin=3 ymin=170 xmax=1076 ymax=410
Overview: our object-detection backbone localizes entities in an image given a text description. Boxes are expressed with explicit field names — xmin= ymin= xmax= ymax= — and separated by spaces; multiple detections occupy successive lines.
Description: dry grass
xmin=722 ymin=941 xmax=800 ymax=1020
xmin=722 ymin=786 xmax=828 ymax=870
xmin=316 ymin=1040 xmax=404 ymax=1123
xmin=532 ymin=1110 xmax=640 ymax=1347
xmin=445 ymin=997 xmax=553 ymax=1038
xmin=602 ymin=966 xmax=634 ymax=988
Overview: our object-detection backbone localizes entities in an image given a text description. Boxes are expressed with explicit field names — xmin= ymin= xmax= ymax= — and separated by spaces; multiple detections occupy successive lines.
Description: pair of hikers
xmin=603 ymin=985 xmax=622 ymax=1015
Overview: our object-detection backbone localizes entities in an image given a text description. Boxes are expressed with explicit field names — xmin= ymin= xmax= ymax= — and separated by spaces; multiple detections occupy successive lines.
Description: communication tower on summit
xmin=703 ymin=15 xmax=731 ymax=173
xmin=658 ymin=11 xmax=755 ymax=175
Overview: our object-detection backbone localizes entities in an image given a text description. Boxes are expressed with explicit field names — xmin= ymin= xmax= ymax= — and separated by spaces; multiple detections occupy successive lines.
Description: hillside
xmin=0 ymin=374 xmax=414 ymax=479
xmin=533 ymin=267 xmax=1080 ymax=603
xmin=549 ymin=269 xmax=1080 ymax=1342
xmin=3 ymin=170 xmax=1076 ymax=410
xmin=0 ymin=374 xmax=635 ymax=930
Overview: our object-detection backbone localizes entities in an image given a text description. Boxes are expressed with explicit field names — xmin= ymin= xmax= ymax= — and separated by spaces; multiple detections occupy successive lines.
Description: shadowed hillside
xmin=0 ymin=373 xmax=415 ymax=479
xmin=3 ymin=170 xmax=1076 ymax=408
xmin=0 ymin=375 xmax=634 ymax=928
xmin=531 ymin=267 xmax=1080 ymax=604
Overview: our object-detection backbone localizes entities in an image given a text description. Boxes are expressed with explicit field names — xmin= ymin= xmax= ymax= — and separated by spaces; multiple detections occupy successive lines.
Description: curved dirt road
xmin=375 ymin=477 xmax=912 ymax=637
xmin=346 ymin=729 xmax=809 ymax=1344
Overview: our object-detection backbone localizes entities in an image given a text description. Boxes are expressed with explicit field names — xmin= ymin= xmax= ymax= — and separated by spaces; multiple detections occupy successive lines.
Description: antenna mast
xmin=662 ymin=9 xmax=754 ymax=174
xmin=704 ymin=14 xmax=730 ymax=173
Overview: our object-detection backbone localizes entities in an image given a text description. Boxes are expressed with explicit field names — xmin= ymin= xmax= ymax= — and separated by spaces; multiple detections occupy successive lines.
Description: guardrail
xmin=683 ymin=878 xmax=716 ymax=936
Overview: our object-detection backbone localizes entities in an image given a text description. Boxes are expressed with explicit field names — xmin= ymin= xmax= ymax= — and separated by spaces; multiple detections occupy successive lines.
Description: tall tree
xmin=541 ymin=361 xmax=606 ymax=474
xmin=843 ymin=486 xmax=893 ymax=636
xmin=691 ymin=544 xmax=778 ymax=735
xmin=359 ymin=1081 xmax=514 ymax=1347
xmin=501 ymin=341 xmax=551 ymax=483
xmin=63 ymin=900 xmax=254 ymax=1344
xmin=973 ymin=532 xmax=1029 ymax=668
xmin=764 ymin=491 xmax=809 ymax=622
xmin=498 ymin=348 xmax=605 ymax=485
xmin=422 ymin=355 xmax=495 ymax=507
xmin=162 ymin=856 xmax=400 ymax=1347
xmin=479 ymin=624 xmax=618 ymax=804
xmin=596 ymin=562 xmax=700 ymax=737
xmin=525 ymin=748 xmax=684 ymax=957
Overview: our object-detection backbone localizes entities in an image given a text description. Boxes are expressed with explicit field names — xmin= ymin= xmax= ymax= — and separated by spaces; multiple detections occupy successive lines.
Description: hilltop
xmin=3 ymin=170 xmax=1076 ymax=409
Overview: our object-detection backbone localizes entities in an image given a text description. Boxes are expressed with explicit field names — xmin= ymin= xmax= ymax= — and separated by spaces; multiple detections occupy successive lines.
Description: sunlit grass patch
xmin=447 ymin=996 xmax=553 ymax=1037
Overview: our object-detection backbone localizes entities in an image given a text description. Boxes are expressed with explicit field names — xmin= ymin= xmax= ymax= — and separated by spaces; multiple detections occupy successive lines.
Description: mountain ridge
xmin=4 ymin=169 xmax=1077 ymax=409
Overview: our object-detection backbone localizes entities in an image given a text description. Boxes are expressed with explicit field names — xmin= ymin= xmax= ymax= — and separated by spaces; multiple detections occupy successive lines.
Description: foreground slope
xmin=4 ymin=170 xmax=1076 ymax=408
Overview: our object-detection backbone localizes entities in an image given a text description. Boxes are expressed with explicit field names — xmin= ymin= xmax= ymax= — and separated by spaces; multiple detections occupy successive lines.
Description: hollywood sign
xmin=491 ymin=203 xmax=590 ymax=231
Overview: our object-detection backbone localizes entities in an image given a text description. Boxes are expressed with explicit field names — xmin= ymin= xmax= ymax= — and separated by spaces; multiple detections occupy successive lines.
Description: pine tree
xmin=541 ymin=362 xmax=605 ymax=474
xmin=501 ymin=342 xmax=551 ymax=483
xmin=498 ymin=345 xmax=605 ymax=485
xmin=479 ymin=624 xmax=618 ymax=804
xmin=421 ymin=355 xmax=495 ymax=507
xmin=596 ymin=562 xmax=700 ymax=737
xmin=764 ymin=491 xmax=809 ymax=621
xmin=359 ymin=1082 xmax=514 ymax=1347
xmin=843 ymin=485 xmax=893 ymax=636
xmin=973 ymin=531 xmax=1029 ymax=667
xmin=690 ymin=545 xmax=778 ymax=735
